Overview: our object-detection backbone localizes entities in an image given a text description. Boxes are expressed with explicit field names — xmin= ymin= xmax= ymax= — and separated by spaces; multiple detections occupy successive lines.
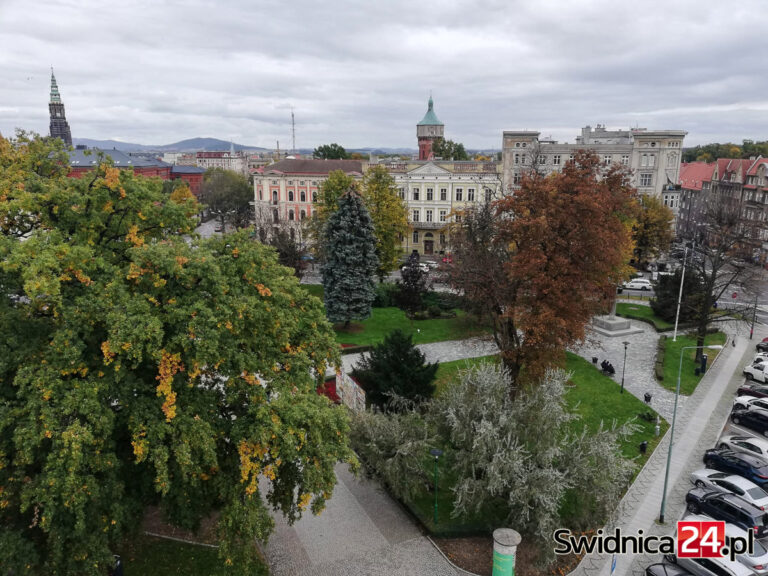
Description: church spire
xmin=50 ymin=67 xmax=62 ymax=103
xmin=48 ymin=67 xmax=72 ymax=146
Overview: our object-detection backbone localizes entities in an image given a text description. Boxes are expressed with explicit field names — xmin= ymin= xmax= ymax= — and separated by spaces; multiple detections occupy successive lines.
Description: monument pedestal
xmin=592 ymin=315 xmax=643 ymax=337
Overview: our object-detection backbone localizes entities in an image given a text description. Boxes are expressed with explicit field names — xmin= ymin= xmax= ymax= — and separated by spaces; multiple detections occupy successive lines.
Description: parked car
xmin=401 ymin=262 xmax=429 ymax=273
xmin=623 ymin=278 xmax=654 ymax=291
xmin=744 ymin=364 xmax=768 ymax=383
xmin=682 ymin=513 xmax=768 ymax=575
xmin=758 ymin=341 xmax=768 ymax=353
xmin=665 ymin=550 xmax=754 ymax=576
xmin=719 ymin=435 xmax=768 ymax=460
xmin=645 ymin=563 xmax=694 ymax=576
xmin=685 ymin=488 xmax=768 ymax=538
xmin=753 ymin=353 xmax=768 ymax=365
xmin=736 ymin=384 xmax=768 ymax=399
xmin=731 ymin=410 xmax=768 ymax=437
xmin=703 ymin=448 xmax=768 ymax=487
xmin=690 ymin=468 xmax=768 ymax=510
xmin=733 ymin=395 xmax=768 ymax=412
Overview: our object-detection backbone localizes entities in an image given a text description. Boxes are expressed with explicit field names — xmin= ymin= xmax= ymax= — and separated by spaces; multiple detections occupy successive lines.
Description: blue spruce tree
xmin=322 ymin=190 xmax=379 ymax=327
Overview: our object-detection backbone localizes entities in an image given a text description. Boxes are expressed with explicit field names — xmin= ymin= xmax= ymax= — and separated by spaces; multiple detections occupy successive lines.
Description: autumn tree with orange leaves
xmin=447 ymin=151 xmax=637 ymax=390
xmin=0 ymin=133 xmax=353 ymax=576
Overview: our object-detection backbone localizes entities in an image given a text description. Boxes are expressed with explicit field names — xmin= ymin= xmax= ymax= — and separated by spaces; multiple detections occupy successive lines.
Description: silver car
xmin=733 ymin=396 xmax=768 ymax=412
xmin=689 ymin=468 xmax=768 ymax=510
xmin=682 ymin=513 xmax=768 ymax=575
xmin=719 ymin=435 xmax=768 ymax=460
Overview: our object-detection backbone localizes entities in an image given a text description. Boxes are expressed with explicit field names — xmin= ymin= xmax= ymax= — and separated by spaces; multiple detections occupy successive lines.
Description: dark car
xmin=646 ymin=563 xmax=694 ymax=576
xmin=703 ymin=448 xmax=768 ymax=487
xmin=685 ymin=488 xmax=768 ymax=538
xmin=732 ymin=410 xmax=768 ymax=438
xmin=737 ymin=384 xmax=768 ymax=399
xmin=759 ymin=341 xmax=768 ymax=353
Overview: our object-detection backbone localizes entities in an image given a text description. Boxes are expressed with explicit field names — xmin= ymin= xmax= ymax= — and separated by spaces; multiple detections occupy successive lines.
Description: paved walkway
xmin=264 ymin=463 xmax=460 ymax=576
xmin=570 ymin=322 xmax=768 ymax=576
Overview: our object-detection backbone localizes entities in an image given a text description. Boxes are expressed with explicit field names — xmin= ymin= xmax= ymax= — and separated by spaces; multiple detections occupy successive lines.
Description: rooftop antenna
xmin=291 ymin=107 xmax=296 ymax=156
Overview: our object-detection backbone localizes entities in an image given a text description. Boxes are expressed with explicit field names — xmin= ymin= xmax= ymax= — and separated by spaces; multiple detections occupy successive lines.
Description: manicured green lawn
xmin=118 ymin=534 xmax=267 ymax=576
xmin=302 ymin=283 xmax=324 ymax=299
xmin=616 ymin=303 xmax=674 ymax=331
xmin=409 ymin=351 xmax=668 ymax=534
xmin=660 ymin=332 xmax=727 ymax=395
xmin=334 ymin=307 xmax=488 ymax=347
xmin=299 ymin=284 xmax=488 ymax=347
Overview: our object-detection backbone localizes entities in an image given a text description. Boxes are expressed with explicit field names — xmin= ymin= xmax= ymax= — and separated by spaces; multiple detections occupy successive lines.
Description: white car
xmin=745 ymin=363 xmax=768 ymax=383
xmin=753 ymin=353 xmax=768 ymax=365
xmin=719 ymin=435 xmax=768 ymax=461
xmin=689 ymin=469 xmax=768 ymax=510
xmin=681 ymin=513 xmax=768 ymax=575
xmin=623 ymin=278 xmax=653 ymax=291
xmin=401 ymin=262 xmax=429 ymax=273
xmin=733 ymin=395 xmax=768 ymax=412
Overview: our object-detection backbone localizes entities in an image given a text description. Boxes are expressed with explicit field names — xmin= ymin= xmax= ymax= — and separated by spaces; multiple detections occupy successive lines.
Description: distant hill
xmin=72 ymin=137 xmax=268 ymax=153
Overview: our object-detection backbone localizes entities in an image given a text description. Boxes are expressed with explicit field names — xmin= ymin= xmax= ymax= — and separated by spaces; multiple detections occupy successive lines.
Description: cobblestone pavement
xmin=568 ymin=323 xmax=768 ymax=576
xmin=572 ymin=319 xmax=680 ymax=422
xmin=264 ymin=463 xmax=459 ymax=576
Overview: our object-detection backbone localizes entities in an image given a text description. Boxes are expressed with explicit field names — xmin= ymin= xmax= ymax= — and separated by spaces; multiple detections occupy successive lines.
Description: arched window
xmin=312 ymin=192 xmax=317 ymax=203
xmin=272 ymin=209 xmax=279 ymax=223
xmin=289 ymin=209 xmax=295 ymax=221
xmin=272 ymin=191 xmax=278 ymax=203
xmin=300 ymin=210 xmax=306 ymax=220
xmin=288 ymin=191 xmax=294 ymax=201
xmin=300 ymin=191 xmax=306 ymax=202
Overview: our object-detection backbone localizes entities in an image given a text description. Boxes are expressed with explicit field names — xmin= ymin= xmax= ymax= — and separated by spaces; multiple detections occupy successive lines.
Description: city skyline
xmin=1 ymin=0 xmax=767 ymax=149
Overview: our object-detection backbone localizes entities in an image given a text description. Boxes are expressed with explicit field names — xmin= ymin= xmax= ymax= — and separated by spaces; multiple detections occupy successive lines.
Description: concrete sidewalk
xmin=570 ymin=326 xmax=768 ymax=576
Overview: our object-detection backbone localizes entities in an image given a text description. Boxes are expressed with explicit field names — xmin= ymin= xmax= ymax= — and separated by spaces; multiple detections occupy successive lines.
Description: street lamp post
xmin=673 ymin=242 xmax=693 ymax=342
xmin=430 ymin=448 xmax=443 ymax=526
xmin=659 ymin=343 xmax=723 ymax=524
xmin=620 ymin=341 xmax=630 ymax=394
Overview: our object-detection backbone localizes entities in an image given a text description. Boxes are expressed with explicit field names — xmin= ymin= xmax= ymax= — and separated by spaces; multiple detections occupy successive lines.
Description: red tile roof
xmin=679 ymin=162 xmax=715 ymax=191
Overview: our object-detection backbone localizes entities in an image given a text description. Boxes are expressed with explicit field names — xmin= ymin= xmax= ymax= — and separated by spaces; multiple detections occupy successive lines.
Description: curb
xmin=425 ymin=535 xmax=485 ymax=576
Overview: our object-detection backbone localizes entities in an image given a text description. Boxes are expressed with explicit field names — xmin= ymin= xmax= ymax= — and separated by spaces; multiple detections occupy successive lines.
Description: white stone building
xmin=502 ymin=125 xmax=687 ymax=203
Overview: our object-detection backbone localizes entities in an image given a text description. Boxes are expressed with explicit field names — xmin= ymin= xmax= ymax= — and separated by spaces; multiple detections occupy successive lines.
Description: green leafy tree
xmin=633 ymin=195 xmax=674 ymax=266
xmin=352 ymin=330 xmax=438 ymax=409
xmin=321 ymin=190 xmax=378 ymax=327
xmin=199 ymin=168 xmax=253 ymax=230
xmin=432 ymin=138 xmax=469 ymax=161
xmin=362 ymin=166 xmax=409 ymax=282
xmin=0 ymin=133 xmax=353 ymax=576
xmin=313 ymin=143 xmax=349 ymax=160
xmin=269 ymin=226 xmax=307 ymax=279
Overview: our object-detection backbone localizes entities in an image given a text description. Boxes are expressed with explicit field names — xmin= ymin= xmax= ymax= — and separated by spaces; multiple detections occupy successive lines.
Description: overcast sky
xmin=1 ymin=0 xmax=766 ymax=150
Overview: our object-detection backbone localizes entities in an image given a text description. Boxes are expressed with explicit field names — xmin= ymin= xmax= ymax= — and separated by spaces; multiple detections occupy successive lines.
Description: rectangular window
xmin=426 ymin=209 xmax=433 ymax=222
xmin=413 ymin=231 xmax=419 ymax=243
xmin=514 ymin=153 xmax=520 ymax=165
xmin=299 ymin=180 xmax=305 ymax=185
xmin=439 ymin=233 xmax=446 ymax=245
xmin=399 ymin=187 xmax=405 ymax=200
xmin=603 ymin=155 xmax=612 ymax=165
xmin=553 ymin=155 xmax=561 ymax=165
xmin=455 ymin=188 xmax=463 ymax=201
xmin=440 ymin=188 xmax=447 ymax=201
xmin=513 ymin=173 xmax=521 ymax=185
xmin=649 ymin=155 xmax=656 ymax=167
xmin=412 ymin=209 xmax=420 ymax=222
xmin=467 ymin=188 xmax=475 ymax=201
xmin=641 ymin=154 xmax=648 ymax=167
xmin=569 ymin=154 xmax=574 ymax=162
xmin=427 ymin=188 xmax=433 ymax=201
xmin=621 ymin=155 xmax=630 ymax=166
xmin=413 ymin=188 xmax=420 ymax=201
xmin=439 ymin=210 xmax=447 ymax=222
xmin=288 ymin=180 xmax=293 ymax=185
xmin=640 ymin=173 xmax=653 ymax=187
xmin=271 ymin=180 xmax=278 ymax=185
xmin=538 ymin=155 xmax=546 ymax=165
